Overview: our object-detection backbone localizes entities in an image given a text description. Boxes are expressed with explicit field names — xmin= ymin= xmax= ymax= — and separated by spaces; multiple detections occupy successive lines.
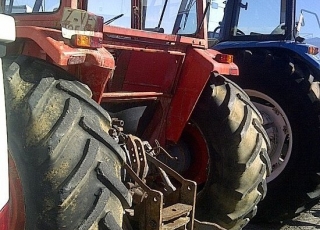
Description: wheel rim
xmin=167 ymin=121 xmax=209 ymax=185
xmin=245 ymin=89 xmax=293 ymax=182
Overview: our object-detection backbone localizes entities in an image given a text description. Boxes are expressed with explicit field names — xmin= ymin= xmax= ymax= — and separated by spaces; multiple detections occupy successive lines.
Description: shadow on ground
xmin=244 ymin=203 xmax=320 ymax=230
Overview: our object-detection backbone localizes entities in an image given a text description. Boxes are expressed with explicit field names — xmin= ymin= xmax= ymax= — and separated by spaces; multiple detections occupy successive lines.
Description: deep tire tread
xmin=59 ymin=138 xmax=99 ymax=204
xmin=79 ymin=116 xmax=126 ymax=162
xmin=96 ymin=161 xmax=132 ymax=209
xmin=46 ymin=98 xmax=82 ymax=164
xmin=78 ymin=188 xmax=110 ymax=230
xmin=4 ymin=56 xmax=131 ymax=230
xmin=57 ymin=81 xmax=112 ymax=123
xmin=195 ymin=74 xmax=270 ymax=229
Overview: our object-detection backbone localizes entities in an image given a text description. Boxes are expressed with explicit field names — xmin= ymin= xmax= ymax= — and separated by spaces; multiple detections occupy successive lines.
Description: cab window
xmin=87 ymin=0 xmax=198 ymax=35
xmin=4 ymin=0 xmax=60 ymax=13
xmin=236 ymin=0 xmax=285 ymax=36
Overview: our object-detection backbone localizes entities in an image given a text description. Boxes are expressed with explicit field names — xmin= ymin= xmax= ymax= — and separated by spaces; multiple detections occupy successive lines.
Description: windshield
xmin=87 ymin=0 xmax=198 ymax=35
xmin=237 ymin=0 xmax=284 ymax=35
xmin=2 ymin=0 xmax=60 ymax=13
xmin=208 ymin=0 xmax=286 ymax=38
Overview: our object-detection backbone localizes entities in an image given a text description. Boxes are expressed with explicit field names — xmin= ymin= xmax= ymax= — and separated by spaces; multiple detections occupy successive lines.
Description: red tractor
xmin=1 ymin=0 xmax=270 ymax=229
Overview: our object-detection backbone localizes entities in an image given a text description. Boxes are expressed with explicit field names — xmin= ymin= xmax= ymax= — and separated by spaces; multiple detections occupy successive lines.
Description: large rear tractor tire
xmin=3 ymin=56 xmax=132 ymax=230
xmin=227 ymin=49 xmax=320 ymax=222
xmin=192 ymin=74 xmax=271 ymax=229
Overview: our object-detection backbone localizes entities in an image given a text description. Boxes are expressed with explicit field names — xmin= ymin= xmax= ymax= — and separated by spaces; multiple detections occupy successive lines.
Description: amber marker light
xmin=308 ymin=46 xmax=319 ymax=55
xmin=71 ymin=34 xmax=102 ymax=48
xmin=215 ymin=53 xmax=234 ymax=63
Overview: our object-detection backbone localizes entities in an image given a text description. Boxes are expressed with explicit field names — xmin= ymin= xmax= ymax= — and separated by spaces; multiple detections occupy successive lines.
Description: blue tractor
xmin=208 ymin=0 xmax=320 ymax=223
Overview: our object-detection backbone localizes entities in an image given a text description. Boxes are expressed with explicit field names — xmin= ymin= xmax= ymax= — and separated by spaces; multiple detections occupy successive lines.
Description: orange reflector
xmin=71 ymin=34 xmax=102 ymax=48
xmin=308 ymin=46 xmax=319 ymax=55
xmin=76 ymin=35 xmax=90 ymax=47
xmin=215 ymin=53 xmax=234 ymax=63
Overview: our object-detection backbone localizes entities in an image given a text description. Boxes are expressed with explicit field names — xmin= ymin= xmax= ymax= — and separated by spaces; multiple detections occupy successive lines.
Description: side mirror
xmin=296 ymin=13 xmax=304 ymax=33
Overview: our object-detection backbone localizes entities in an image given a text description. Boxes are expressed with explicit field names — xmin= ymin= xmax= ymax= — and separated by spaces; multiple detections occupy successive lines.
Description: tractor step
xmin=124 ymin=157 xmax=196 ymax=229
xmin=163 ymin=217 xmax=190 ymax=230
xmin=162 ymin=203 xmax=193 ymax=221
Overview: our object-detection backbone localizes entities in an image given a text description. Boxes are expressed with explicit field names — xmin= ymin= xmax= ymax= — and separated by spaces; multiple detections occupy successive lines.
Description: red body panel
xmin=121 ymin=51 xmax=183 ymax=93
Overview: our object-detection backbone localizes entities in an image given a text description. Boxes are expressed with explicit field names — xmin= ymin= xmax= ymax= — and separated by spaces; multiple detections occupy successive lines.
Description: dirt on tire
xmin=4 ymin=56 xmax=132 ymax=230
xmin=193 ymin=74 xmax=271 ymax=230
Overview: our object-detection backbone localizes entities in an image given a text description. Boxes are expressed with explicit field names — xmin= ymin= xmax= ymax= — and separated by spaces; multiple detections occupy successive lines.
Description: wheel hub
xmin=245 ymin=89 xmax=293 ymax=182
xmin=166 ymin=121 xmax=209 ymax=185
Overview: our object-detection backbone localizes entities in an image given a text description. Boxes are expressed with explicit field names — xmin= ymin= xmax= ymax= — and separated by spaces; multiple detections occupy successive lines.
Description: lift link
xmin=123 ymin=159 xmax=196 ymax=230
xmin=110 ymin=118 xmax=196 ymax=230
xmin=110 ymin=119 xmax=226 ymax=230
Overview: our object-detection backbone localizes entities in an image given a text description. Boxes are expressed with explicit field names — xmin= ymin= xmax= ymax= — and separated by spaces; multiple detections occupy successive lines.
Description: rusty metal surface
xmin=126 ymin=135 xmax=149 ymax=179
xmin=162 ymin=203 xmax=192 ymax=221
xmin=117 ymin=130 xmax=197 ymax=229
xmin=101 ymin=92 xmax=164 ymax=103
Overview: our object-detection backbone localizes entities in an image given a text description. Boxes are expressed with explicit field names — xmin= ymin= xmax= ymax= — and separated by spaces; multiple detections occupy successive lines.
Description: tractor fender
xmin=215 ymin=41 xmax=320 ymax=70
xmin=166 ymin=47 xmax=239 ymax=142
xmin=12 ymin=26 xmax=115 ymax=102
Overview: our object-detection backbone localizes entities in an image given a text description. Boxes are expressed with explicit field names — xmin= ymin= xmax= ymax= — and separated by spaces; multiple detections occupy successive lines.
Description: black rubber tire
xmin=194 ymin=74 xmax=271 ymax=230
xmin=3 ymin=56 xmax=132 ymax=230
xmin=226 ymin=49 xmax=320 ymax=222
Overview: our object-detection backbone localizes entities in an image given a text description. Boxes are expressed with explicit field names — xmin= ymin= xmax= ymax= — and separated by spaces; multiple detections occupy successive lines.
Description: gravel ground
xmin=244 ymin=202 xmax=320 ymax=230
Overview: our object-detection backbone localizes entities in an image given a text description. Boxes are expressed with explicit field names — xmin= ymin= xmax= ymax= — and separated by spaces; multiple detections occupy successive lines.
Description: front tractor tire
xmin=3 ymin=56 xmax=132 ymax=230
xmin=192 ymin=74 xmax=271 ymax=229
